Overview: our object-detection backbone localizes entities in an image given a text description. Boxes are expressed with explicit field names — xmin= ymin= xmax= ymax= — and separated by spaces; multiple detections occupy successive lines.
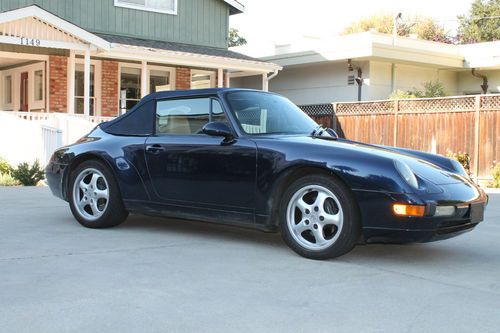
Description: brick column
xmin=101 ymin=60 xmax=119 ymax=117
xmin=49 ymin=55 xmax=68 ymax=113
xmin=176 ymin=67 xmax=191 ymax=90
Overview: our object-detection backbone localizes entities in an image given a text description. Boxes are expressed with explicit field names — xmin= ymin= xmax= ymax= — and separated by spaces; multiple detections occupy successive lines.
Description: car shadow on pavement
xmin=119 ymin=213 xmax=285 ymax=248
xmin=115 ymin=214 xmax=483 ymax=263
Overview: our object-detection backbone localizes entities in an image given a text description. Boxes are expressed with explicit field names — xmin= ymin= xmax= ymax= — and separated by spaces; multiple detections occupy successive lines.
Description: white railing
xmin=40 ymin=125 xmax=63 ymax=166
xmin=0 ymin=111 xmax=116 ymax=167
xmin=7 ymin=111 xmax=114 ymax=124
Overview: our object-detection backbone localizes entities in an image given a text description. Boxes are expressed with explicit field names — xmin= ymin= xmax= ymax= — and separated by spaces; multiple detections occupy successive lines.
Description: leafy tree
xmin=228 ymin=28 xmax=247 ymax=47
xmin=458 ymin=0 xmax=500 ymax=43
xmin=343 ymin=14 xmax=451 ymax=43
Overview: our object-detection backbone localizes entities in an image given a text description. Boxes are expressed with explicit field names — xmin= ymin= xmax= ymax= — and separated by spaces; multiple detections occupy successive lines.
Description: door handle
xmin=145 ymin=144 xmax=166 ymax=154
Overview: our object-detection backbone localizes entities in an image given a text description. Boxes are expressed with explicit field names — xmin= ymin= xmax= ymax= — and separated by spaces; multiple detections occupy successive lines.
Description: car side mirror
xmin=202 ymin=121 xmax=234 ymax=142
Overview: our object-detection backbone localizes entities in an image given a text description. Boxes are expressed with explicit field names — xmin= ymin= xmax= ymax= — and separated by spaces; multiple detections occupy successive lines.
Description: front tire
xmin=279 ymin=174 xmax=360 ymax=260
xmin=69 ymin=160 xmax=128 ymax=228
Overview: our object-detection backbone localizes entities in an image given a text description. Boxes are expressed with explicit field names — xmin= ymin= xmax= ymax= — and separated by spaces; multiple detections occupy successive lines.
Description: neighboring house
xmin=231 ymin=31 xmax=500 ymax=105
xmin=0 ymin=0 xmax=280 ymax=116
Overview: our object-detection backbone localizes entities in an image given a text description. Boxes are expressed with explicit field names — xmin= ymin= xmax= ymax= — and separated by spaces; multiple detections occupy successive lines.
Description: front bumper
xmin=354 ymin=182 xmax=488 ymax=243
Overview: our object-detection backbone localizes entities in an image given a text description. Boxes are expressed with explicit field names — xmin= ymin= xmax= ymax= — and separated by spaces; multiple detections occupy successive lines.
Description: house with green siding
xmin=0 ymin=0 xmax=279 ymax=116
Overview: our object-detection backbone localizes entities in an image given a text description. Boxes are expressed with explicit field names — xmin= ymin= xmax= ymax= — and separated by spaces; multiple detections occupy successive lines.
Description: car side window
xmin=156 ymin=98 xmax=210 ymax=135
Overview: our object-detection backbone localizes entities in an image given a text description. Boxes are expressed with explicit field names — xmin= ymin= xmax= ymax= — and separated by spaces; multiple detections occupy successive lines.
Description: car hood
xmin=257 ymin=135 xmax=465 ymax=185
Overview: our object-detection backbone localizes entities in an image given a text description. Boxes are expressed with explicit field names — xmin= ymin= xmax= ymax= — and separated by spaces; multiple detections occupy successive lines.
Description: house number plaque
xmin=20 ymin=37 xmax=41 ymax=47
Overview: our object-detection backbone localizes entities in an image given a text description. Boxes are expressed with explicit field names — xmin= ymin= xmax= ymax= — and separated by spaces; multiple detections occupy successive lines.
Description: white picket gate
xmin=0 ymin=111 xmax=114 ymax=167
xmin=40 ymin=125 xmax=63 ymax=166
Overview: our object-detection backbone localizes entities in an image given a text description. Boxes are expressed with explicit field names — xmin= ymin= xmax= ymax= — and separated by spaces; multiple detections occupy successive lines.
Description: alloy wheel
xmin=72 ymin=168 xmax=110 ymax=221
xmin=286 ymin=185 xmax=344 ymax=251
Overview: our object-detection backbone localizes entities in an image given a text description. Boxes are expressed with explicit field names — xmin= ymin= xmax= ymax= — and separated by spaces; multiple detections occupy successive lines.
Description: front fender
xmin=53 ymin=128 xmax=151 ymax=203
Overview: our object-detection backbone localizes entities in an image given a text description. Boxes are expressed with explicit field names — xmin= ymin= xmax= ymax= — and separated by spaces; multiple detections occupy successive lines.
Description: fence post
xmin=332 ymin=102 xmax=337 ymax=131
xmin=473 ymin=95 xmax=481 ymax=179
xmin=393 ymin=99 xmax=399 ymax=146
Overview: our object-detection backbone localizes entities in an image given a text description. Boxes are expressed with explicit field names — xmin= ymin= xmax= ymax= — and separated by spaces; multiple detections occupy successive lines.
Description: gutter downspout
xmin=267 ymin=69 xmax=279 ymax=81
xmin=262 ymin=69 xmax=279 ymax=92
xmin=471 ymin=68 xmax=488 ymax=94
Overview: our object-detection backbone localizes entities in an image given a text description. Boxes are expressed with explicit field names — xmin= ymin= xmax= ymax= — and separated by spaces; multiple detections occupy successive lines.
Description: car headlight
xmin=394 ymin=160 xmax=419 ymax=189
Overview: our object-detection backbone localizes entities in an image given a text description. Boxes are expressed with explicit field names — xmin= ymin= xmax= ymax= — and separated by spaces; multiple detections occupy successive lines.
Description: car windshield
xmin=226 ymin=91 xmax=318 ymax=135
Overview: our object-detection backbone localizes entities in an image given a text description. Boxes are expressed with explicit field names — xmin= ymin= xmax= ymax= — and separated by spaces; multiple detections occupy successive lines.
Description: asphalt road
xmin=1 ymin=187 xmax=499 ymax=333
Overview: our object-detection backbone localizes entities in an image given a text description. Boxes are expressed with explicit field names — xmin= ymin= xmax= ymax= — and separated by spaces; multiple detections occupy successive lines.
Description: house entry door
xmin=20 ymin=72 xmax=28 ymax=111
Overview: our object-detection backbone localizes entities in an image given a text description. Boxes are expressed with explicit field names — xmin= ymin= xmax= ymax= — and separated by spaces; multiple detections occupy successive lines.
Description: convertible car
xmin=46 ymin=88 xmax=488 ymax=259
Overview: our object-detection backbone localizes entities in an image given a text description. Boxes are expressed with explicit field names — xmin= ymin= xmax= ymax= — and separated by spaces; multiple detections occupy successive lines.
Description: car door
xmin=144 ymin=96 xmax=257 ymax=212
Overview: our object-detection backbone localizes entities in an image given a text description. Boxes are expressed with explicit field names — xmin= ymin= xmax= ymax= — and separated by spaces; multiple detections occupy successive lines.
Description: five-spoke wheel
xmin=73 ymin=168 xmax=109 ymax=221
xmin=280 ymin=174 xmax=360 ymax=259
xmin=286 ymin=185 xmax=343 ymax=251
xmin=69 ymin=160 xmax=128 ymax=228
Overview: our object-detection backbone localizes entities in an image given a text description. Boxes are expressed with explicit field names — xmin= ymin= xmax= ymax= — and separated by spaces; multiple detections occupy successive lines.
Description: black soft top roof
xmin=99 ymin=88 xmax=265 ymax=136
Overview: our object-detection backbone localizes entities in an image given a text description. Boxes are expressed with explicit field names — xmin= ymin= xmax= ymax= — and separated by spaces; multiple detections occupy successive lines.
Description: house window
xmin=150 ymin=69 xmax=171 ymax=93
xmin=114 ymin=0 xmax=177 ymax=15
xmin=75 ymin=64 xmax=95 ymax=115
xmin=120 ymin=67 xmax=141 ymax=114
xmin=4 ymin=75 xmax=12 ymax=104
xmin=191 ymin=70 xmax=216 ymax=89
xmin=34 ymin=70 xmax=44 ymax=101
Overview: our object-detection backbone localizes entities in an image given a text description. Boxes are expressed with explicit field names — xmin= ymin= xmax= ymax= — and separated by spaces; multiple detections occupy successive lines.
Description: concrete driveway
xmin=1 ymin=187 xmax=499 ymax=333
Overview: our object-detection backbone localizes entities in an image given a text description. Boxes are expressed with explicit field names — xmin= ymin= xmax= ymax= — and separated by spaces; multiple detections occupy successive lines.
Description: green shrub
xmin=389 ymin=90 xmax=419 ymax=99
xmin=389 ymin=81 xmax=447 ymax=99
xmin=0 ymin=172 xmax=20 ymax=186
xmin=11 ymin=160 xmax=45 ymax=186
xmin=0 ymin=157 xmax=11 ymax=175
xmin=446 ymin=149 xmax=471 ymax=175
xmin=489 ymin=162 xmax=500 ymax=188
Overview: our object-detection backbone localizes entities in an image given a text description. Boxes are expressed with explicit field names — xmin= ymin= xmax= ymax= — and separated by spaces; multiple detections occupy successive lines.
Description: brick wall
xmin=176 ymin=67 xmax=191 ymax=90
xmin=49 ymin=55 xmax=68 ymax=113
xmin=101 ymin=60 xmax=119 ymax=116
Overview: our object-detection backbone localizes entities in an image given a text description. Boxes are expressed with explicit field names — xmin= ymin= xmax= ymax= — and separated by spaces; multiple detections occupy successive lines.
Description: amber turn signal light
xmin=393 ymin=204 xmax=426 ymax=217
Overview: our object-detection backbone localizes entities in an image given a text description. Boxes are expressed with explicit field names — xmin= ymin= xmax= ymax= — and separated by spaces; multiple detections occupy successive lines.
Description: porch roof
xmin=98 ymin=33 xmax=261 ymax=62
xmin=99 ymin=34 xmax=281 ymax=73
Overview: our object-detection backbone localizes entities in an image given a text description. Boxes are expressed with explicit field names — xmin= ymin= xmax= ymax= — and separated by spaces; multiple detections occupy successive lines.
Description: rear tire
xmin=279 ymin=174 xmax=360 ymax=260
xmin=69 ymin=160 xmax=128 ymax=228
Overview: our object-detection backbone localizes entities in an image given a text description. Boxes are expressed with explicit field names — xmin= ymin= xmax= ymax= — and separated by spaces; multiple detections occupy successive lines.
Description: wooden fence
xmin=300 ymin=95 xmax=500 ymax=179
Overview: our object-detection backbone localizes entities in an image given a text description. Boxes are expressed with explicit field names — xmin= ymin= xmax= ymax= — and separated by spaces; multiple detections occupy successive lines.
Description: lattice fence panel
xmin=398 ymin=97 xmax=476 ymax=113
xmin=481 ymin=95 xmax=500 ymax=110
xmin=335 ymin=101 xmax=394 ymax=115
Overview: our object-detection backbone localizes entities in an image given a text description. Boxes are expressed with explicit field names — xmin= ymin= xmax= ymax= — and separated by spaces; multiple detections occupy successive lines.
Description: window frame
xmin=3 ymin=75 xmax=13 ymax=106
xmin=114 ymin=0 xmax=178 ymax=15
xmin=153 ymin=95 xmax=234 ymax=137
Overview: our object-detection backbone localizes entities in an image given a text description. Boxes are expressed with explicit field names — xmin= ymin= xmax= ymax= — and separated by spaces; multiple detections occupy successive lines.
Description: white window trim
xmin=118 ymin=62 xmax=176 ymax=114
xmin=72 ymin=59 xmax=102 ymax=116
xmin=191 ymin=69 xmax=216 ymax=89
xmin=0 ymin=61 xmax=46 ymax=112
xmin=2 ymin=74 xmax=13 ymax=107
xmin=114 ymin=0 xmax=178 ymax=15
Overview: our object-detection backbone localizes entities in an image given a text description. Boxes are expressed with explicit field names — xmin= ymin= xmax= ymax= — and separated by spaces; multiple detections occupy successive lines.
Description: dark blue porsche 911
xmin=46 ymin=88 xmax=488 ymax=259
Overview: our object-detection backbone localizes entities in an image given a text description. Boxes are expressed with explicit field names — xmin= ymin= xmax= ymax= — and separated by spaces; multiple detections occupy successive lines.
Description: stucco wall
xmin=232 ymin=60 xmax=498 ymax=104
xmin=457 ymin=70 xmax=500 ymax=94
xmin=231 ymin=62 xmax=370 ymax=105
